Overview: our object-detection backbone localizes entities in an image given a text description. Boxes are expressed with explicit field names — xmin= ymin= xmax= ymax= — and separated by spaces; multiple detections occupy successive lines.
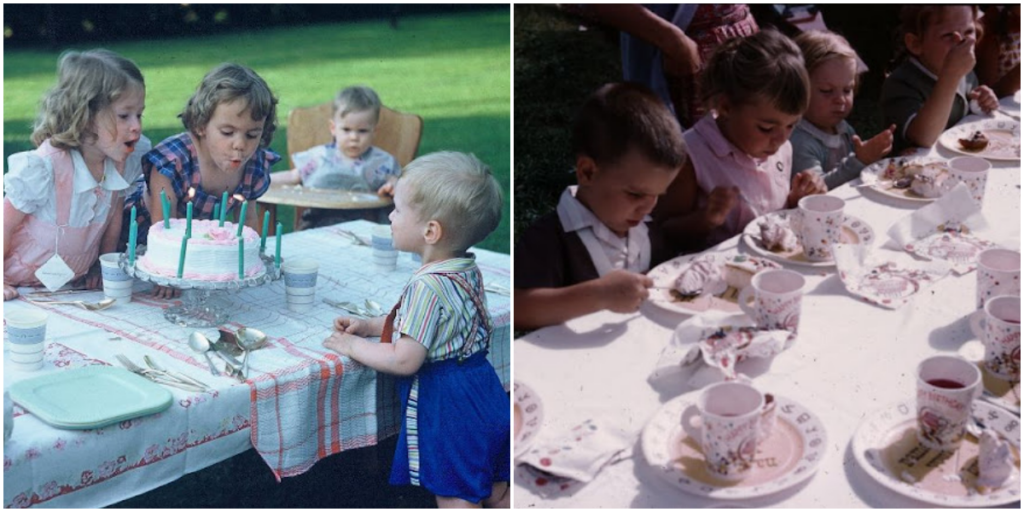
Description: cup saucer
xmin=852 ymin=399 xmax=1021 ymax=507
xmin=514 ymin=381 xmax=544 ymax=460
xmin=641 ymin=392 xmax=827 ymax=499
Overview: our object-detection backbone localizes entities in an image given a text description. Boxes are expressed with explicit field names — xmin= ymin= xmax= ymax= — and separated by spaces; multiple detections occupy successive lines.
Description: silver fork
xmin=115 ymin=354 xmax=206 ymax=392
xmin=143 ymin=355 xmax=211 ymax=391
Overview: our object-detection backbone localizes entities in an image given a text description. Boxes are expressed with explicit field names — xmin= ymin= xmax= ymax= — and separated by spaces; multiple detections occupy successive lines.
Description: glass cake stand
xmin=119 ymin=246 xmax=282 ymax=328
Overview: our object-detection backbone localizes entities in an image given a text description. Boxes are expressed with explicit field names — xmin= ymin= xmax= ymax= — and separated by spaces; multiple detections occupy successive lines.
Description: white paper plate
xmin=647 ymin=253 xmax=780 ymax=316
xmin=859 ymin=157 xmax=949 ymax=204
xmin=742 ymin=210 xmax=875 ymax=268
xmin=903 ymin=230 xmax=996 ymax=275
xmin=8 ymin=366 xmax=172 ymax=429
xmin=938 ymin=118 xmax=1021 ymax=161
xmin=641 ymin=392 xmax=827 ymax=500
xmin=514 ymin=381 xmax=544 ymax=458
xmin=852 ymin=399 xmax=1021 ymax=507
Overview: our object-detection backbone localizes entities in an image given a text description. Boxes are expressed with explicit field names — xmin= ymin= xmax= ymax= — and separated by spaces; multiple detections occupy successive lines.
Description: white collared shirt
xmin=4 ymin=138 xmax=148 ymax=227
xmin=555 ymin=185 xmax=651 ymax=275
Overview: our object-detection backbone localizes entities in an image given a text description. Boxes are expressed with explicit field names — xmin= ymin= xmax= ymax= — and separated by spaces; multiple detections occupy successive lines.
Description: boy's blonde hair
xmin=400 ymin=152 xmax=502 ymax=251
xmin=795 ymin=30 xmax=861 ymax=90
xmin=334 ymin=85 xmax=382 ymax=124
xmin=32 ymin=49 xmax=144 ymax=150
xmin=180 ymin=63 xmax=278 ymax=148
xmin=701 ymin=29 xmax=810 ymax=116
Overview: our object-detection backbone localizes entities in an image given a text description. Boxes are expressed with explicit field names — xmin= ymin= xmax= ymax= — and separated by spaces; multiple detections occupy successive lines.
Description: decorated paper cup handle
xmin=680 ymin=404 xmax=703 ymax=441
xmin=738 ymin=286 xmax=756 ymax=319
xmin=969 ymin=309 xmax=987 ymax=339
xmin=758 ymin=393 xmax=777 ymax=442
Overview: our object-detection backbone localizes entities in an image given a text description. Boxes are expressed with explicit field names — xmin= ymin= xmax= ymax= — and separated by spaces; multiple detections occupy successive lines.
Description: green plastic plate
xmin=8 ymin=366 xmax=173 ymax=429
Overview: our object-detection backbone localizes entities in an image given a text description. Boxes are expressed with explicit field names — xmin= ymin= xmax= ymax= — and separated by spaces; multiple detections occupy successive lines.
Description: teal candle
xmin=177 ymin=235 xmax=189 ymax=278
xmin=219 ymin=191 xmax=228 ymax=227
xmin=212 ymin=203 xmax=220 ymax=222
xmin=275 ymin=222 xmax=282 ymax=268
xmin=185 ymin=201 xmax=193 ymax=238
xmin=238 ymin=236 xmax=244 ymax=279
xmin=236 ymin=200 xmax=248 ymax=236
xmin=260 ymin=210 xmax=270 ymax=252
xmin=160 ymin=189 xmax=171 ymax=229
xmin=128 ymin=220 xmax=138 ymax=265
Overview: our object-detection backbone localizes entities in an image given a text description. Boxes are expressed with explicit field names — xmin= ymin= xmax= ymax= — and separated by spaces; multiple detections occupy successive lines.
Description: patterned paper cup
xmin=100 ymin=253 xmax=133 ymax=302
xmin=794 ymin=195 xmax=845 ymax=261
xmin=976 ymin=248 xmax=1020 ymax=309
xmin=282 ymin=257 xmax=319 ymax=312
xmin=5 ymin=310 xmax=47 ymax=372
xmin=372 ymin=225 xmax=398 ymax=272
xmin=738 ymin=269 xmax=806 ymax=333
xmin=681 ymin=382 xmax=769 ymax=482
xmin=970 ymin=295 xmax=1021 ymax=381
xmin=916 ymin=355 xmax=981 ymax=451
xmin=948 ymin=156 xmax=990 ymax=207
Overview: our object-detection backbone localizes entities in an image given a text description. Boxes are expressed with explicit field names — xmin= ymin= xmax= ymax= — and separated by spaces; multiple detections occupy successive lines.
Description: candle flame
xmin=233 ymin=194 xmax=245 ymax=202
xmin=188 ymin=187 xmax=196 ymax=199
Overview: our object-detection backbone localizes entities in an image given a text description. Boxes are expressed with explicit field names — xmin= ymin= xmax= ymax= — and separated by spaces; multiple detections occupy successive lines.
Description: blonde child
xmin=791 ymin=30 xmax=896 ymax=189
xmin=4 ymin=49 xmax=149 ymax=301
xmin=322 ymin=152 xmax=508 ymax=508
xmin=881 ymin=5 xmax=999 ymax=152
xmin=514 ymin=82 xmax=686 ymax=330
xmin=124 ymin=63 xmax=280 ymax=298
xmin=271 ymin=85 xmax=400 ymax=229
xmin=654 ymin=29 xmax=826 ymax=250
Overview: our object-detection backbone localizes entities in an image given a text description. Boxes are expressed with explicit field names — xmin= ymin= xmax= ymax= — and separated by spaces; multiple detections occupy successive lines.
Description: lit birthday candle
xmin=234 ymin=194 xmax=247 ymax=236
xmin=186 ymin=188 xmax=195 ymax=238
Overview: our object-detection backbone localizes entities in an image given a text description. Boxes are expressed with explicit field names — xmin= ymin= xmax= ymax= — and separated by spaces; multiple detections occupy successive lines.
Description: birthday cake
xmin=139 ymin=219 xmax=264 ymax=281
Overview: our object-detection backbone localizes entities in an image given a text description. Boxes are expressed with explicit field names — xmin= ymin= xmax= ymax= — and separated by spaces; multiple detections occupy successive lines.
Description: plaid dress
xmin=122 ymin=132 xmax=280 ymax=247
xmin=387 ymin=257 xmax=510 ymax=502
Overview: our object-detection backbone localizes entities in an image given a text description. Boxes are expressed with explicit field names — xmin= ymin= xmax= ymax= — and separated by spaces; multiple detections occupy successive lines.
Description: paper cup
xmin=4 ymin=392 xmax=13 ymax=443
xmin=916 ymin=355 xmax=981 ymax=451
xmin=948 ymin=156 xmax=990 ymax=207
xmin=6 ymin=310 xmax=47 ymax=346
xmin=100 ymin=253 xmax=133 ymax=302
xmin=9 ymin=360 xmax=43 ymax=372
xmin=976 ymin=248 xmax=1020 ymax=309
xmin=794 ymin=195 xmax=845 ymax=261
xmin=738 ymin=269 xmax=806 ymax=333
xmin=970 ymin=295 xmax=1021 ymax=381
xmin=372 ymin=225 xmax=398 ymax=272
xmin=282 ymin=257 xmax=318 ymax=309
xmin=680 ymin=382 xmax=767 ymax=482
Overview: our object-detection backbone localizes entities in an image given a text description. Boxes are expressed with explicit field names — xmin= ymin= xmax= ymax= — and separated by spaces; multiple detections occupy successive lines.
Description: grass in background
xmin=4 ymin=10 xmax=511 ymax=253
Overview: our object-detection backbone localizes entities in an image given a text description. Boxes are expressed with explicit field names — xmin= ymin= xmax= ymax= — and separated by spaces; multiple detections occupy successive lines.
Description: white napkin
xmin=650 ymin=311 xmax=793 ymax=387
xmin=887 ymin=183 xmax=996 ymax=275
xmin=833 ymin=243 xmax=951 ymax=309
xmin=976 ymin=429 xmax=1016 ymax=493
xmin=516 ymin=418 xmax=634 ymax=493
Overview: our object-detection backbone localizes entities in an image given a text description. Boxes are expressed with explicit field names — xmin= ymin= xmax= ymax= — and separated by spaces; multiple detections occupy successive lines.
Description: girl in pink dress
xmin=4 ymin=49 xmax=148 ymax=300
xmin=654 ymin=30 xmax=826 ymax=251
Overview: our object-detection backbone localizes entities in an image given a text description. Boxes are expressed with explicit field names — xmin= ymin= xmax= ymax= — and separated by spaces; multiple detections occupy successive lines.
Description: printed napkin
xmin=650 ymin=311 xmax=793 ymax=387
xmin=833 ymin=243 xmax=951 ymax=309
xmin=887 ymin=183 xmax=995 ymax=275
xmin=515 ymin=418 xmax=635 ymax=497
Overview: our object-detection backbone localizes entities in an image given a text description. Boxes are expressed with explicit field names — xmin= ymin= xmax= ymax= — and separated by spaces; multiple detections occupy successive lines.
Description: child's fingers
xmin=345 ymin=322 xmax=362 ymax=334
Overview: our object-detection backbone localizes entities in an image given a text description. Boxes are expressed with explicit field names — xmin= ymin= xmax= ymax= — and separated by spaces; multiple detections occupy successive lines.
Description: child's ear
xmin=716 ymin=95 xmax=734 ymax=118
xmin=423 ymin=220 xmax=442 ymax=245
xmin=904 ymin=32 xmax=923 ymax=57
xmin=575 ymin=155 xmax=599 ymax=185
xmin=329 ymin=119 xmax=336 ymax=133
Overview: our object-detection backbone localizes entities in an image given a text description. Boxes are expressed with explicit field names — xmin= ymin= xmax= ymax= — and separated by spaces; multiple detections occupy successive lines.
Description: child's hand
xmin=377 ymin=177 xmax=397 ymax=197
xmin=3 ymin=284 xmax=18 ymax=301
xmin=334 ymin=316 xmax=372 ymax=337
xmin=969 ymin=86 xmax=999 ymax=113
xmin=941 ymin=34 xmax=977 ymax=79
xmin=787 ymin=172 xmax=827 ymax=207
xmin=596 ymin=269 xmax=653 ymax=313
xmin=662 ymin=33 xmax=702 ymax=77
xmin=705 ymin=186 xmax=738 ymax=227
xmin=152 ymin=284 xmax=181 ymax=300
xmin=853 ymin=124 xmax=896 ymax=165
xmin=323 ymin=330 xmax=361 ymax=358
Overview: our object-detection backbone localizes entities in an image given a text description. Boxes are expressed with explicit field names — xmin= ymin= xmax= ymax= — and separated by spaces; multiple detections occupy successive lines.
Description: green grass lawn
xmin=3 ymin=9 xmax=511 ymax=254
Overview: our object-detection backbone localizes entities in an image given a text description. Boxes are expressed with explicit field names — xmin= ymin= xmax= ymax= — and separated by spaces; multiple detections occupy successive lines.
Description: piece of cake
xmin=975 ymin=429 xmax=1015 ymax=494
xmin=139 ymin=219 xmax=264 ymax=281
xmin=759 ymin=217 xmax=799 ymax=252
xmin=907 ymin=163 xmax=950 ymax=198
xmin=959 ymin=130 xmax=990 ymax=151
xmin=673 ymin=258 xmax=727 ymax=296
xmin=722 ymin=255 xmax=770 ymax=290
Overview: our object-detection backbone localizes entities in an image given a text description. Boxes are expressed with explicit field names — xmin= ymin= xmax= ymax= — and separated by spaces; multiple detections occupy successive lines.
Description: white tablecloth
xmin=3 ymin=220 xmax=510 ymax=508
xmin=514 ymin=115 xmax=1021 ymax=508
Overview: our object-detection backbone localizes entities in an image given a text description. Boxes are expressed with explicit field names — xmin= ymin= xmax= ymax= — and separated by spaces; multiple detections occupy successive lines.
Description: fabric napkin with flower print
xmin=515 ymin=419 xmax=635 ymax=497
xmin=834 ymin=243 xmax=951 ymax=309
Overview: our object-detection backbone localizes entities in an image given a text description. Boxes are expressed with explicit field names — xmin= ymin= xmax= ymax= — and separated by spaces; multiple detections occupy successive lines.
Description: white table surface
xmin=3 ymin=220 xmax=510 ymax=508
xmin=513 ymin=114 xmax=1021 ymax=508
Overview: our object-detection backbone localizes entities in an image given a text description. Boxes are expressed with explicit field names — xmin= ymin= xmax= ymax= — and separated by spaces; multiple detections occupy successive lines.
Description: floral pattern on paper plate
xmin=839 ymin=262 xmax=948 ymax=309
xmin=905 ymin=225 xmax=996 ymax=275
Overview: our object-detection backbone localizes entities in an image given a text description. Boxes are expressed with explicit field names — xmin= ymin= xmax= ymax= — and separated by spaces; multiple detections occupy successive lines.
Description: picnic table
xmin=513 ymin=111 xmax=1021 ymax=508
xmin=3 ymin=220 xmax=510 ymax=508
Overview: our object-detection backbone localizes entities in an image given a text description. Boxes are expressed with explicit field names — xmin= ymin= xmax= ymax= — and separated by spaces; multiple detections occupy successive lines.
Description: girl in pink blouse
xmin=4 ymin=49 xmax=148 ymax=300
xmin=654 ymin=30 xmax=826 ymax=251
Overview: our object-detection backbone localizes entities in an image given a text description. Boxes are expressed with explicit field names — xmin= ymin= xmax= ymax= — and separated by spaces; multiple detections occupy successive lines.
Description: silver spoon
xmin=236 ymin=327 xmax=268 ymax=378
xmin=28 ymin=297 xmax=117 ymax=311
xmin=364 ymin=299 xmax=385 ymax=316
xmin=188 ymin=332 xmax=221 ymax=376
